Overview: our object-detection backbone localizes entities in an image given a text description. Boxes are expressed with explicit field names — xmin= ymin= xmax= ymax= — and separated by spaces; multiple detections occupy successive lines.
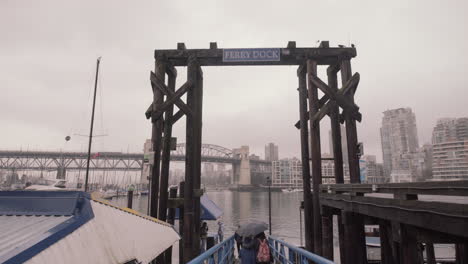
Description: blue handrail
xmin=187 ymin=235 xmax=235 ymax=264
xmin=268 ymin=236 xmax=335 ymax=264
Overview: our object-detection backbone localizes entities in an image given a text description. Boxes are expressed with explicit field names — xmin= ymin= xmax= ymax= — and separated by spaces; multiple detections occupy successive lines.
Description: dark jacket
xmin=200 ymin=224 xmax=208 ymax=239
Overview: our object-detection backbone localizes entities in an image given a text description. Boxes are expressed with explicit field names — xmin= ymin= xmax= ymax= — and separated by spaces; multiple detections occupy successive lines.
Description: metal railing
xmin=269 ymin=236 xmax=335 ymax=264
xmin=187 ymin=235 xmax=235 ymax=264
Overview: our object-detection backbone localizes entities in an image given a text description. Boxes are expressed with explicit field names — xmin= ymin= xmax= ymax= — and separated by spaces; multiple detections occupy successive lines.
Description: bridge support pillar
xmin=232 ymin=146 xmax=251 ymax=186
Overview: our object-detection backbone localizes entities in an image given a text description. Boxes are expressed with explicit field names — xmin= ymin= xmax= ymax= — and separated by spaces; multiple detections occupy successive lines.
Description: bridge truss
xmin=0 ymin=144 xmax=270 ymax=172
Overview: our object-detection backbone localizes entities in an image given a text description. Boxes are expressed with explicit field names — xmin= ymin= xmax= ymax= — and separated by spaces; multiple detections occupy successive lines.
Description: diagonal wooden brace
xmin=311 ymin=73 xmax=361 ymax=123
xmin=294 ymin=72 xmax=361 ymax=128
xmin=170 ymin=110 xmax=184 ymax=126
xmin=294 ymin=94 xmax=330 ymax=128
xmin=310 ymin=74 xmax=361 ymax=120
xmin=150 ymin=72 xmax=193 ymax=120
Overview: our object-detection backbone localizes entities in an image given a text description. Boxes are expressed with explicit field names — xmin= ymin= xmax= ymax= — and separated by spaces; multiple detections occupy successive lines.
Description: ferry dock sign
xmin=223 ymin=48 xmax=280 ymax=62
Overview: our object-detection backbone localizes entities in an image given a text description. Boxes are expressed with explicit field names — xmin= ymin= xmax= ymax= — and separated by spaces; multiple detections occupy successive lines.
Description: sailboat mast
xmin=84 ymin=57 xmax=101 ymax=192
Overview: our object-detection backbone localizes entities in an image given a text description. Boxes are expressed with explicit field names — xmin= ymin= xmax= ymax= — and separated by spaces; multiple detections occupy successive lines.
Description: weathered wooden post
xmin=456 ymin=243 xmax=468 ymax=264
xmin=127 ymin=187 xmax=134 ymax=209
xmin=179 ymin=181 xmax=185 ymax=263
xmin=400 ymin=225 xmax=419 ymax=264
xmin=158 ymin=66 xmax=177 ymax=222
xmin=341 ymin=58 xmax=367 ymax=263
xmin=164 ymin=186 xmax=178 ymax=264
xmin=327 ymin=64 xmax=346 ymax=263
xmin=150 ymin=55 xmax=166 ymax=219
xmin=184 ymin=55 xmax=203 ymax=263
xmin=379 ymin=220 xmax=396 ymax=264
xmin=307 ymin=59 xmax=323 ymax=255
xmin=297 ymin=64 xmax=314 ymax=253
xmin=426 ymin=243 xmax=436 ymax=264
xmin=321 ymin=206 xmax=334 ymax=260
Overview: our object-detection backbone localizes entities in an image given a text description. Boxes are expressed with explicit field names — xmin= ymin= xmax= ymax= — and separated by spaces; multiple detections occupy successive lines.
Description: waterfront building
xmin=432 ymin=117 xmax=468 ymax=144
xmin=265 ymin=143 xmax=279 ymax=161
xmin=328 ymin=125 xmax=349 ymax=165
xmin=360 ymin=155 xmax=386 ymax=183
xmin=432 ymin=141 xmax=468 ymax=180
xmin=431 ymin=117 xmax=468 ymax=180
xmin=318 ymin=153 xmax=351 ymax=184
xmin=380 ymin=108 xmax=420 ymax=182
xmin=271 ymin=158 xmax=302 ymax=188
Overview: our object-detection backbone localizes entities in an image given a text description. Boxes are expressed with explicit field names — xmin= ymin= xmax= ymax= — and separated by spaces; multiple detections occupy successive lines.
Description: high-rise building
xmin=432 ymin=117 xmax=468 ymax=181
xmin=380 ymin=108 xmax=420 ymax=182
xmin=432 ymin=118 xmax=468 ymax=144
xmin=265 ymin=143 xmax=279 ymax=161
xmin=328 ymin=125 xmax=348 ymax=165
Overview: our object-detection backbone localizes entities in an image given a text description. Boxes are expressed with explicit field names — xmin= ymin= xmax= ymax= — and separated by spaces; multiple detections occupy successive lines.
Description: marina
xmin=2 ymin=1 xmax=468 ymax=262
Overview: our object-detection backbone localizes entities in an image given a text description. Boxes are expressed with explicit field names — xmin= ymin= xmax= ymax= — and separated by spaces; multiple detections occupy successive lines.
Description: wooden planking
xmin=154 ymin=47 xmax=356 ymax=66
xmin=320 ymin=180 xmax=468 ymax=196
xmin=320 ymin=193 xmax=468 ymax=238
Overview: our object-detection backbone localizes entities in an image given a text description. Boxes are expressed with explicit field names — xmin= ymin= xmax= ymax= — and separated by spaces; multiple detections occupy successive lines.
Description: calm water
xmin=112 ymin=190 xmax=304 ymax=245
xmin=111 ymin=191 xmax=460 ymax=262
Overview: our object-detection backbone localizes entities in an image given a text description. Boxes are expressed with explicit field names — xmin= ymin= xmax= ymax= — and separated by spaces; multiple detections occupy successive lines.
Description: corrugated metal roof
xmin=0 ymin=191 xmax=84 ymax=216
xmin=0 ymin=191 xmax=179 ymax=264
xmin=0 ymin=215 xmax=72 ymax=262
xmin=26 ymin=200 xmax=180 ymax=264
xmin=0 ymin=191 xmax=94 ymax=264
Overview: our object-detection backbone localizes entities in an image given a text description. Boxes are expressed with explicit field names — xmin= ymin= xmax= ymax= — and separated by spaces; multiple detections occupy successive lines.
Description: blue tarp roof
xmin=0 ymin=191 xmax=94 ymax=264
xmin=175 ymin=194 xmax=223 ymax=220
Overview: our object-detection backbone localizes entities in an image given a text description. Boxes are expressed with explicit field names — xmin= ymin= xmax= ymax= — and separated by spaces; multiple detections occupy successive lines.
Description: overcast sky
xmin=1 ymin=0 xmax=467 ymax=162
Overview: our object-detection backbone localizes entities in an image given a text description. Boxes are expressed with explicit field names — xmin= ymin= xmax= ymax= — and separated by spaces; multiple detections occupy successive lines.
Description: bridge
xmin=0 ymin=143 xmax=271 ymax=184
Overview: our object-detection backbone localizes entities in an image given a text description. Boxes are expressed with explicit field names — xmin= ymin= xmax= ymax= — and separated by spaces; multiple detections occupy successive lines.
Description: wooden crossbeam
xmin=171 ymin=110 xmax=184 ymax=126
xmin=150 ymin=72 xmax=193 ymax=119
xmin=145 ymin=103 xmax=153 ymax=119
xmin=294 ymin=95 xmax=330 ymax=128
xmin=311 ymin=73 xmax=361 ymax=123
xmin=294 ymin=72 xmax=361 ymax=128
xmin=310 ymin=74 xmax=361 ymax=120
xmin=152 ymin=81 xmax=193 ymax=120
xmin=154 ymin=47 xmax=356 ymax=66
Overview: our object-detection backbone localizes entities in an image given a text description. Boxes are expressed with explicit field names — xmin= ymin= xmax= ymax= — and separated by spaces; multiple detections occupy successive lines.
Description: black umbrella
xmin=237 ymin=220 xmax=268 ymax=237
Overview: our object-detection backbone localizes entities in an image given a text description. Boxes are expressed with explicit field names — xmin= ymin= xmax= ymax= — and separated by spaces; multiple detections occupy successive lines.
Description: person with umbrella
xmin=237 ymin=221 xmax=271 ymax=264
xmin=234 ymin=225 xmax=242 ymax=256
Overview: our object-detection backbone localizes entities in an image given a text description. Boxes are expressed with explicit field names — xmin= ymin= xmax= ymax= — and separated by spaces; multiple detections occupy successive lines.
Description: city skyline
xmin=2 ymin=0 xmax=468 ymax=164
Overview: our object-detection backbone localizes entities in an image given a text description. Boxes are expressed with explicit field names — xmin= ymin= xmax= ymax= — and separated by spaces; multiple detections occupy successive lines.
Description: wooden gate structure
xmin=145 ymin=40 xmax=362 ymax=263
xmin=145 ymin=42 xmax=468 ymax=264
